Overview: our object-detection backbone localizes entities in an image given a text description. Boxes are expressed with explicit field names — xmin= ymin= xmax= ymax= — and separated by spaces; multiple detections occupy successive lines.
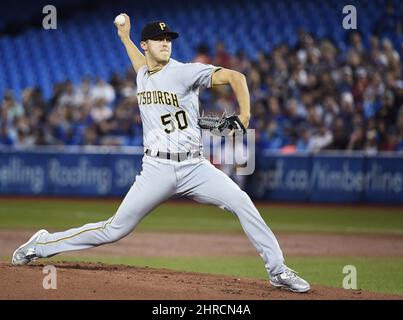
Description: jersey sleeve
xmin=136 ymin=65 xmax=148 ymax=84
xmin=181 ymin=63 xmax=222 ymax=90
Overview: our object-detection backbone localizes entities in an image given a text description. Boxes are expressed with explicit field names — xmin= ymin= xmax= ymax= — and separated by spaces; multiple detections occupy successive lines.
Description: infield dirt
xmin=1 ymin=262 xmax=402 ymax=300
xmin=1 ymin=230 xmax=402 ymax=300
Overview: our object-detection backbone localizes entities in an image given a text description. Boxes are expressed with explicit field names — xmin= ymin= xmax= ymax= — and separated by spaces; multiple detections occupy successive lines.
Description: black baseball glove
xmin=197 ymin=113 xmax=246 ymax=136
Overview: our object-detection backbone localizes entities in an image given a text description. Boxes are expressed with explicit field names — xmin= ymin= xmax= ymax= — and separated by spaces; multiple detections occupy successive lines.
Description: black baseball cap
xmin=141 ymin=21 xmax=179 ymax=41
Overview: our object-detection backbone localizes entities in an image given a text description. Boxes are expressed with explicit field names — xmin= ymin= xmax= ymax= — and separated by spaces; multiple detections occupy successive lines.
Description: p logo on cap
xmin=141 ymin=21 xmax=179 ymax=41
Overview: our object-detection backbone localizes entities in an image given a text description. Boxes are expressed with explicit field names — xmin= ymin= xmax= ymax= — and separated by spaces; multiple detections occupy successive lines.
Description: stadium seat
xmin=0 ymin=0 xmax=401 ymax=99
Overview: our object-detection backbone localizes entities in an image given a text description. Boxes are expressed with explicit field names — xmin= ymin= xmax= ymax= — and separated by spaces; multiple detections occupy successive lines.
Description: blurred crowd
xmin=1 ymin=29 xmax=403 ymax=153
xmin=201 ymin=29 xmax=403 ymax=154
xmin=0 ymin=72 xmax=142 ymax=147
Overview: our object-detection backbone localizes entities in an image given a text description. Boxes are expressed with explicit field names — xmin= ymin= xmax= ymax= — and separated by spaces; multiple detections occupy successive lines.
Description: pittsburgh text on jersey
xmin=137 ymin=91 xmax=179 ymax=108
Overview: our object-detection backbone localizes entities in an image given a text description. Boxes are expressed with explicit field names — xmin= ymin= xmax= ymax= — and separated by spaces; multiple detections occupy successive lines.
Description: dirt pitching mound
xmin=0 ymin=262 xmax=401 ymax=300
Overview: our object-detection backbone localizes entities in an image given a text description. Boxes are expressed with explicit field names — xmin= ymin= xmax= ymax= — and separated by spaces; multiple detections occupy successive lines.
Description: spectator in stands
xmin=379 ymin=128 xmax=398 ymax=151
xmin=285 ymin=98 xmax=305 ymax=128
xmin=364 ymin=129 xmax=379 ymax=154
xmin=1 ymin=19 xmax=402 ymax=154
xmin=396 ymin=106 xmax=403 ymax=151
xmin=90 ymin=78 xmax=116 ymax=105
xmin=307 ymin=124 xmax=333 ymax=152
xmin=327 ymin=117 xmax=349 ymax=150
xmin=376 ymin=90 xmax=398 ymax=128
xmin=193 ymin=43 xmax=212 ymax=64
xmin=258 ymin=120 xmax=283 ymax=150
xmin=73 ymin=77 xmax=93 ymax=107
xmin=348 ymin=31 xmax=365 ymax=55
xmin=382 ymin=38 xmax=401 ymax=70
xmin=90 ymin=98 xmax=113 ymax=123
xmin=347 ymin=126 xmax=366 ymax=150
xmin=58 ymin=81 xmax=76 ymax=107
xmin=320 ymin=40 xmax=338 ymax=73
xmin=295 ymin=125 xmax=311 ymax=151
xmin=231 ymin=49 xmax=252 ymax=75
xmin=1 ymin=90 xmax=24 ymax=123
xmin=109 ymin=73 xmax=123 ymax=94
xmin=322 ymin=96 xmax=339 ymax=127
xmin=81 ymin=125 xmax=99 ymax=145
xmin=297 ymin=33 xmax=319 ymax=66
xmin=213 ymin=41 xmax=232 ymax=68
xmin=119 ymin=78 xmax=137 ymax=98
xmin=21 ymin=87 xmax=46 ymax=112
xmin=0 ymin=123 xmax=13 ymax=145
xmin=339 ymin=92 xmax=355 ymax=129
xmin=336 ymin=66 xmax=354 ymax=93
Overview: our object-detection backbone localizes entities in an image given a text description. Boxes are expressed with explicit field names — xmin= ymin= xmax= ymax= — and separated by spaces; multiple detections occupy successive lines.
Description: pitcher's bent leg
xmin=35 ymin=158 xmax=176 ymax=258
xmin=180 ymin=160 xmax=285 ymax=277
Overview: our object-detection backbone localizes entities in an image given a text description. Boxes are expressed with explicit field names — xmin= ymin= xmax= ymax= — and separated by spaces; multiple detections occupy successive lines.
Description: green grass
xmin=2 ymin=199 xmax=402 ymax=295
xmin=20 ymin=255 xmax=402 ymax=296
xmin=0 ymin=199 xmax=402 ymax=235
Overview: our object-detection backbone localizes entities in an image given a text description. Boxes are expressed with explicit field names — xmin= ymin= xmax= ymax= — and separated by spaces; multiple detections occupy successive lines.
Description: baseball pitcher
xmin=12 ymin=14 xmax=310 ymax=293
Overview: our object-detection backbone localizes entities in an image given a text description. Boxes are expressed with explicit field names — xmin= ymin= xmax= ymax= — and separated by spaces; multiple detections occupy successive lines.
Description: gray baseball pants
xmin=35 ymin=155 xmax=285 ymax=276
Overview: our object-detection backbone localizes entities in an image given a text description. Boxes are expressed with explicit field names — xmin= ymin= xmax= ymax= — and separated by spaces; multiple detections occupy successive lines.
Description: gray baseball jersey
xmin=136 ymin=58 xmax=218 ymax=153
xmin=31 ymin=59 xmax=286 ymax=278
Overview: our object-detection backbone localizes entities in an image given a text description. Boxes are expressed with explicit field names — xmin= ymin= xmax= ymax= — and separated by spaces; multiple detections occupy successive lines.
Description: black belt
xmin=145 ymin=149 xmax=202 ymax=162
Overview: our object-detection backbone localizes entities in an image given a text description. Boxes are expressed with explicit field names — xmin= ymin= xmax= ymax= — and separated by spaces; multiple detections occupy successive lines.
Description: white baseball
xmin=114 ymin=14 xmax=126 ymax=26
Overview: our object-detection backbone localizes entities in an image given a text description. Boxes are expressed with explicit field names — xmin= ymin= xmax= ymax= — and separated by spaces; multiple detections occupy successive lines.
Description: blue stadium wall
xmin=0 ymin=147 xmax=402 ymax=204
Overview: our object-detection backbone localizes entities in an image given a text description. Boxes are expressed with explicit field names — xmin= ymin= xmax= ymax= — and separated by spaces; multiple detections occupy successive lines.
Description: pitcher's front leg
xmin=32 ymin=159 xmax=176 ymax=259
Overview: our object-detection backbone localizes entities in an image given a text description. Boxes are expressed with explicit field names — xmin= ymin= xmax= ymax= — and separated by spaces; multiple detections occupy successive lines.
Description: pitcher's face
xmin=142 ymin=36 xmax=172 ymax=64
